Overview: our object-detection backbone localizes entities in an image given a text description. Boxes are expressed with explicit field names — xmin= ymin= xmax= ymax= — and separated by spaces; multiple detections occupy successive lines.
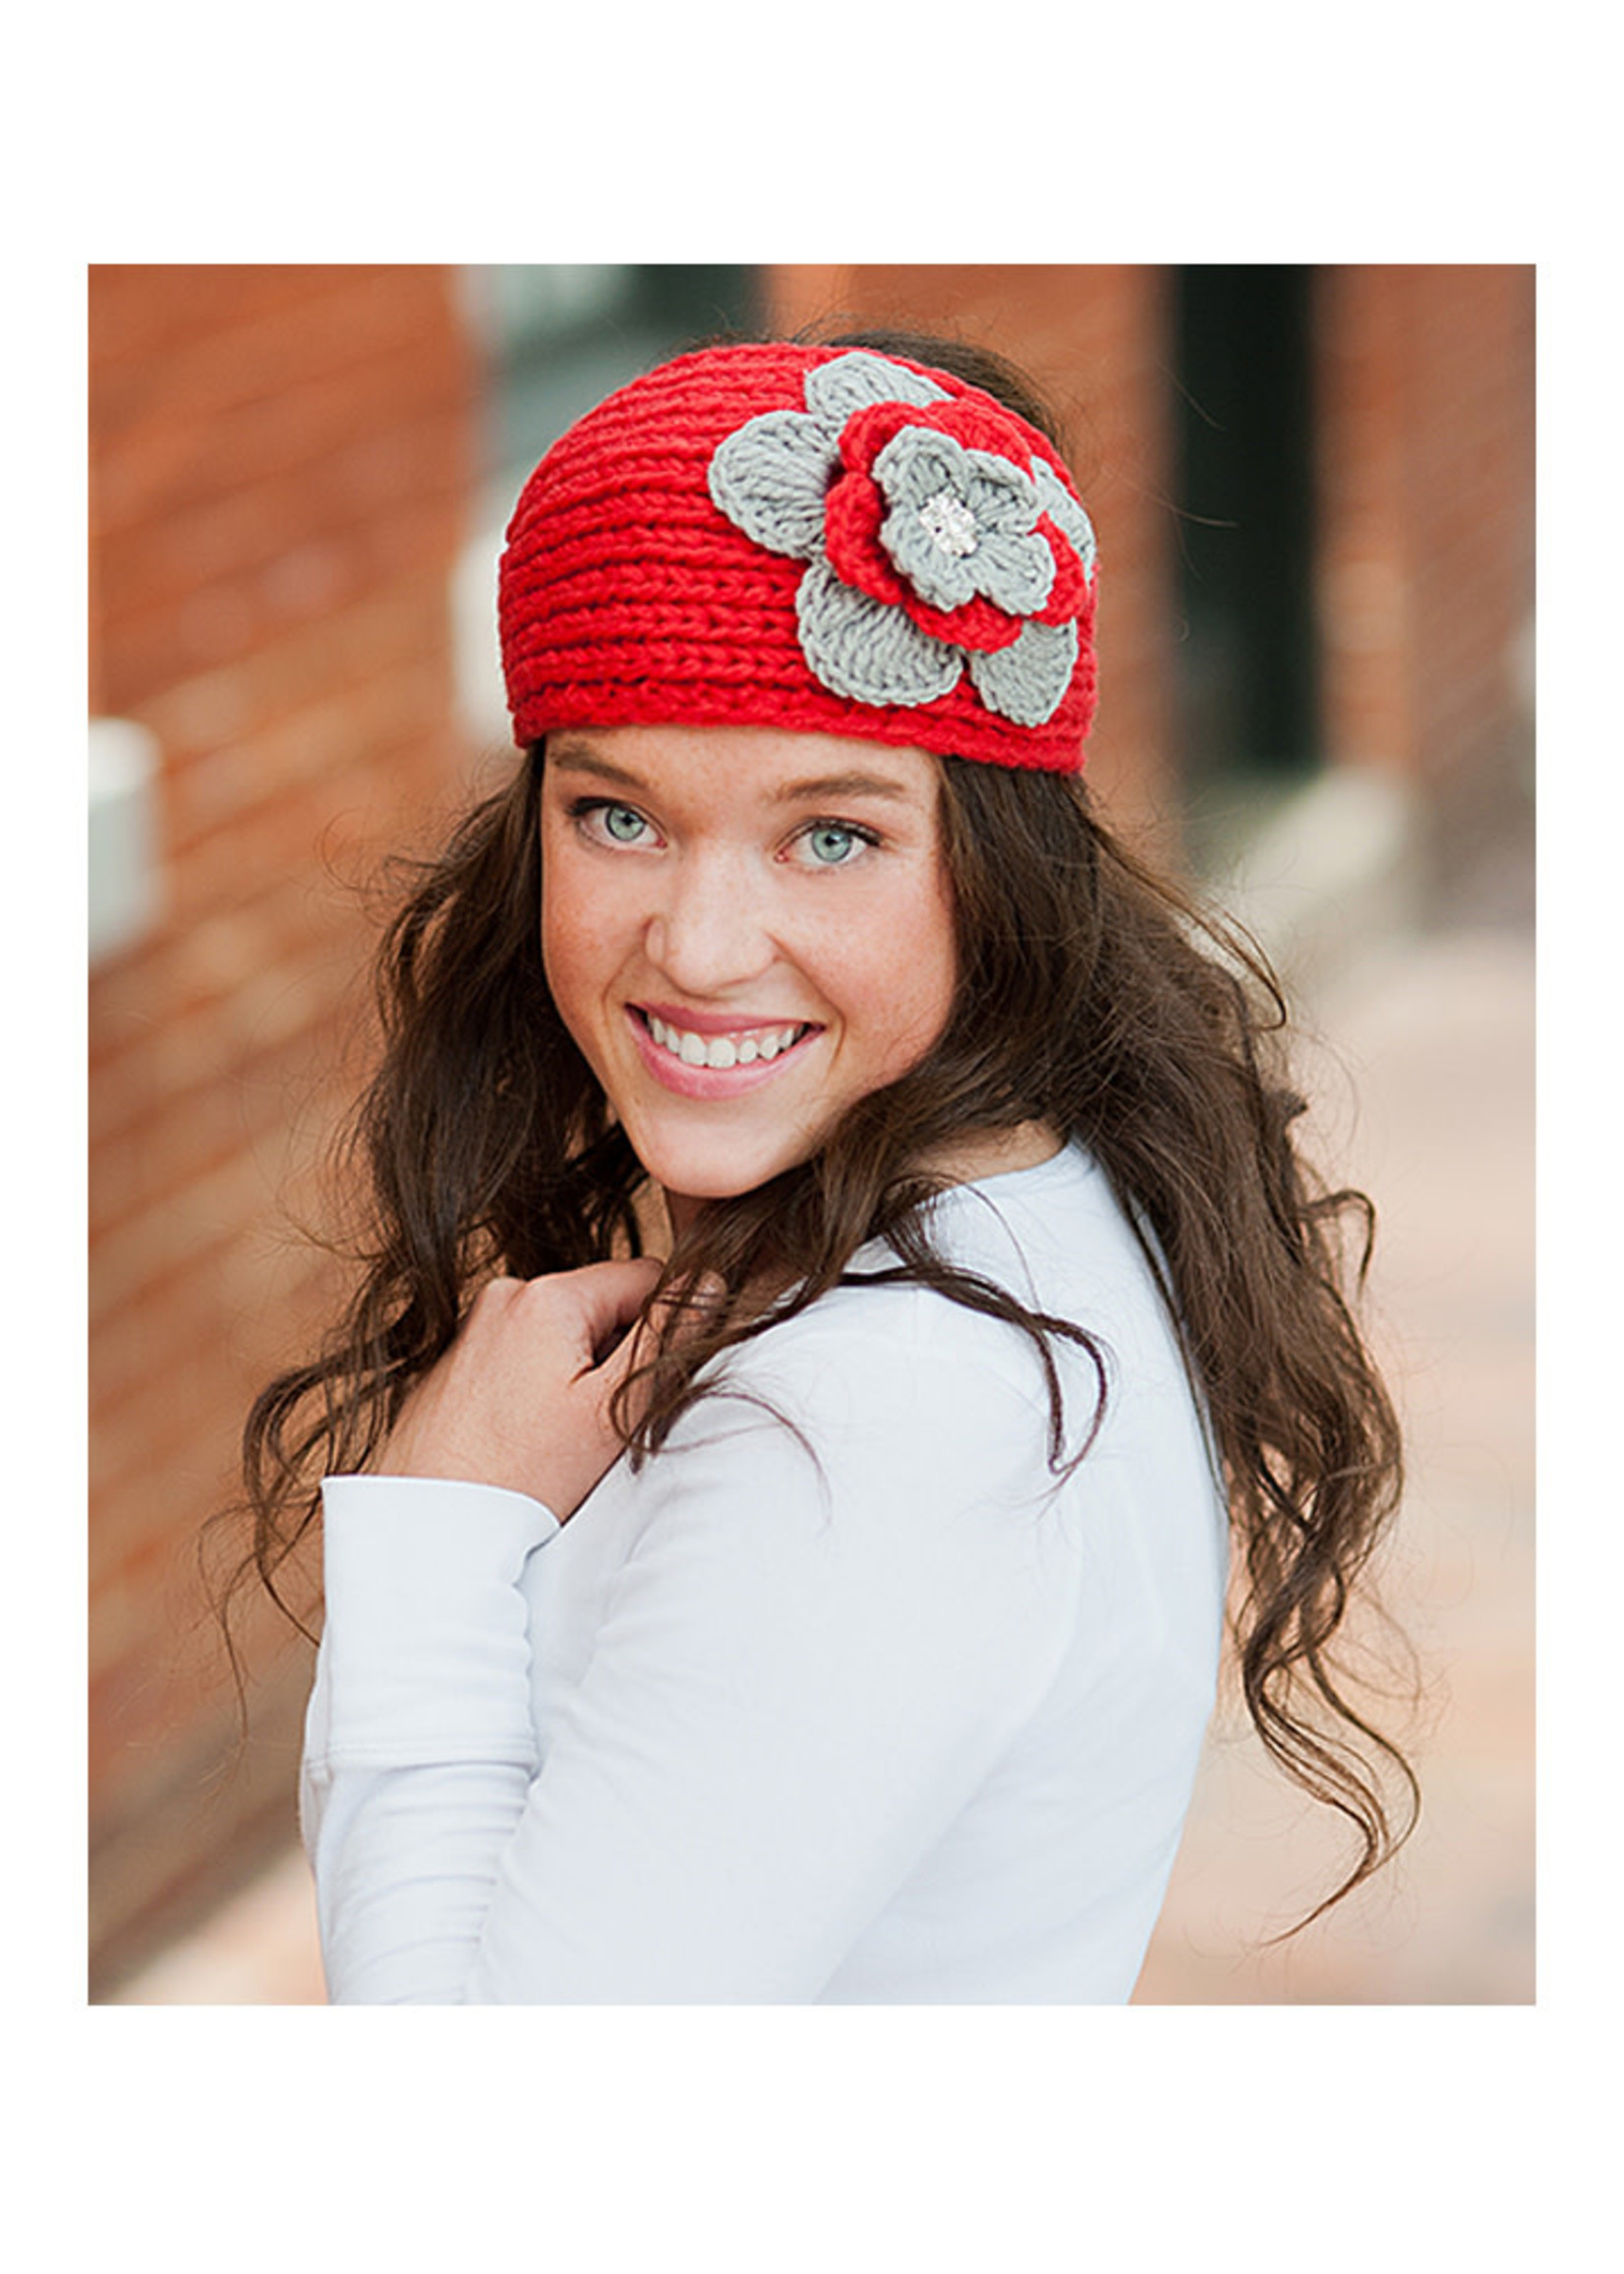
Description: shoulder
xmin=633 ymin=1289 xmax=1080 ymax=1649
xmin=925 ymin=1144 xmax=1153 ymax=1308
xmin=674 ymin=1257 xmax=1069 ymax=1528
xmin=654 ymin=1145 xmax=1150 ymax=1508
xmin=729 ymin=1272 xmax=1052 ymax=1427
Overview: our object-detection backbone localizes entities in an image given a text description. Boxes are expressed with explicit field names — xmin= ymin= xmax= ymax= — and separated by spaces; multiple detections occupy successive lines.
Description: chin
xmin=656 ymin=1155 xmax=796 ymax=1208
xmin=627 ymin=1126 xmax=809 ymax=1211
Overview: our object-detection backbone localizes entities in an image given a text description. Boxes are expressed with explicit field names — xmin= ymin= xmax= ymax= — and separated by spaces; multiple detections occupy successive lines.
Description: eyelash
xmin=567 ymin=797 xmax=658 ymax=847
xmin=791 ymin=819 xmax=882 ymax=868
xmin=564 ymin=797 xmax=882 ymax=868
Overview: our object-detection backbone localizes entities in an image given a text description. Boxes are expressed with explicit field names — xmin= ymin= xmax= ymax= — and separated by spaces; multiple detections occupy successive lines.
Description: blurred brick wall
xmin=764 ymin=266 xmax=1178 ymax=853
xmin=88 ymin=265 xmax=478 ymax=1993
xmin=1314 ymin=264 xmax=1535 ymax=801
xmin=89 ymin=264 xmax=1534 ymax=2001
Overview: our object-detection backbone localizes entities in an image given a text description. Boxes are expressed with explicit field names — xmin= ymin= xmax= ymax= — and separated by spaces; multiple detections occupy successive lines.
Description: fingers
xmin=556 ymin=1257 xmax=666 ymax=1371
xmin=469 ymin=1257 xmax=680 ymax=1383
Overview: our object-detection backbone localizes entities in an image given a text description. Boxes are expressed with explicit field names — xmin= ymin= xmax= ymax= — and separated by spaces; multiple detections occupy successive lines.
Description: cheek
xmin=911 ymin=857 xmax=958 ymax=1010
xmin=540 ymin=844 xmax=615 ymax=1032
xmin=538 ymin=869 xmax=571 ymax=1004
xmin=841 ymin=870 xmax=957 ymax=1070
xmin=895 ymin=934 xmax=957 ymax=1063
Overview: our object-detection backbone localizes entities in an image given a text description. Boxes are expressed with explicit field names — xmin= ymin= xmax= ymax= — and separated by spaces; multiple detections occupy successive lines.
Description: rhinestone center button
xmin=916 ymin=490 xmax=980 ymax=559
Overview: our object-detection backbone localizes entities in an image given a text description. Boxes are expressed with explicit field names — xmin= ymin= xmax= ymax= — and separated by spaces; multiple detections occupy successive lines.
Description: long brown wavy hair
xmin=220 ymin=328 xmax=1418 ymax=1927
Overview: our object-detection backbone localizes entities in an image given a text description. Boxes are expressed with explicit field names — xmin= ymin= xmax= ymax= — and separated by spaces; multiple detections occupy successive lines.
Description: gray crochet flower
xmin=708 ymin=350 xmax=1094 ymax=727
xmin=872 ymin=427 xmax=1055 ymax=616
xmin=709 ymin=352 xmax=951 ymax=559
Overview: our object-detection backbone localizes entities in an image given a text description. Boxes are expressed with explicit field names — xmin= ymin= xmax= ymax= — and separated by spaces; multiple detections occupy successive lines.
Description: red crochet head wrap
xmin=498 ymin=341 xmax=1099 ymax=774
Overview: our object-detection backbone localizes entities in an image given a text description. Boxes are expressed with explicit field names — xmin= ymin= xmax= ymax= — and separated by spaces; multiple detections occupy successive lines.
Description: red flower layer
xmin=820 ymin=399 xmax=1089 ymax=656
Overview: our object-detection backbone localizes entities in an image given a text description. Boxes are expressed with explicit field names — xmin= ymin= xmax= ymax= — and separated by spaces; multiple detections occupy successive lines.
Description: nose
xmin=644 ymin=845 xmax=777 ymax=998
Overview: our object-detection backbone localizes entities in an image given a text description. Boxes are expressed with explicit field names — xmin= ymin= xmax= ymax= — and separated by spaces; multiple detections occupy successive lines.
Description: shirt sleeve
xmin=300 ymin=1324 xmax=1082 ymax=2004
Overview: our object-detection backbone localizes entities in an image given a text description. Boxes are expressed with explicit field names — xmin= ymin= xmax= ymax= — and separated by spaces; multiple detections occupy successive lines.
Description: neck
xmin=914 ymin=1118 xmax=1064 ymax=1187
xmin=654 ymin=1120 xmax=1063 ymax=1254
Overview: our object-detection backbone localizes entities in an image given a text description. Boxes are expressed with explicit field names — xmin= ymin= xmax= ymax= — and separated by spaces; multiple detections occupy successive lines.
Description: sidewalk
xmin=109 ymin=803 xmax=1536 ymax=2006
xmin=1135 ymin=911 xmax=1535 ymax=2001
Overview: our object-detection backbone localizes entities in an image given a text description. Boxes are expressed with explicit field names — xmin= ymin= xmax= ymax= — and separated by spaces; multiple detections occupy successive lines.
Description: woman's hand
xmin=375 ymin=1258 xmax=666 ymax=1521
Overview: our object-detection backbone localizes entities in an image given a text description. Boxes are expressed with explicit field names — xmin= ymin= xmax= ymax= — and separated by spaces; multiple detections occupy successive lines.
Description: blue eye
xmin=603 ymin=805 xmax=647 ymax=844
xmin=803 ymin=823 xmax=865 ymax=866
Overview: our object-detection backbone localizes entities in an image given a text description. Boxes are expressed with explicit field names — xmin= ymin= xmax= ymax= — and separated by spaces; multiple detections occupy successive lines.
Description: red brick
xmin=90 ymin=269 xmax=507 ymax=1973
xmin=122 ymin=561 xmax=458 ymax=771
xmin=90 ymin=1144 xmax=281 ymax=1328
xmin=91 ymin=1252 xmax=348 ymax=1583
xmin=96 ymin=498 xmax=463 ymax=715
xmin=163 ymin=651 xmax=453 ymax=849
xmin=90 ymin=1226 xmax=319 ymax=1417
xmin=1314 ymin=263 xmax=1533 ymax=783
xmin=89 ymin=1014 xmax=357 ymax=1247
xmin=90 ymin=265 xmax=352 ymax=362
xmin=88 ymin=883 xmax=363 ymax=1097
xmin=96 ymin=404 xmax=465 ymax=627
xmin=90 ymin=266 xmax=461 ymax=427
xmin=93 ymin=329 xmax=469 ymax=538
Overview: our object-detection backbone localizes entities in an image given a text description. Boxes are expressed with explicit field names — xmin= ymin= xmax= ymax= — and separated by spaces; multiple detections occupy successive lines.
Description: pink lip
xmin=624 ymin=1005 xmax=821 ymax=1100
xmin=634 ymin=999 xmax=820 ymax=1038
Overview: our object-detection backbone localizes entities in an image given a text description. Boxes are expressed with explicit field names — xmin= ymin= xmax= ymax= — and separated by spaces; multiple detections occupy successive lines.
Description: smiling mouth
xmin=632 ymin=1007 xmax=820 ymax=1072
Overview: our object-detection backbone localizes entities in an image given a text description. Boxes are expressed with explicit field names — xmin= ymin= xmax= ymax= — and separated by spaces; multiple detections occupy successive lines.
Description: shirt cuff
xmin=314 ymin=1473 xmax=559 ymax=1769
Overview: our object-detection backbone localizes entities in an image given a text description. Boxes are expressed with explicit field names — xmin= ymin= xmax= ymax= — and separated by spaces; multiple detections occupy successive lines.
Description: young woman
xmin=239 ymin=329 xmax=1414 ymax=2003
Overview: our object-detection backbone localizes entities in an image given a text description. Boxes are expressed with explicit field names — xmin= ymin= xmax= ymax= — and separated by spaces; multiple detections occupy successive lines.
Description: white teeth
xmin=644 ymin=1014 xmax=806 ymax=1069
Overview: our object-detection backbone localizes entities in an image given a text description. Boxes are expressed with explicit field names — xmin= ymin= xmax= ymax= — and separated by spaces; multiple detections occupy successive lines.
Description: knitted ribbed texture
xmin=498 ymin=342 xmax=1099 ymax=774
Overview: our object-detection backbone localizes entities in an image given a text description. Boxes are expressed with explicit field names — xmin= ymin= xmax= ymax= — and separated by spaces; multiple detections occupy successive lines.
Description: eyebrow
xmin=769 ymin=771 xmax=915 ymax=806
xmin=547 ymin=743 xmax=649 ymax=792
xmin=548 ymin=741 xmax=918 ymax=808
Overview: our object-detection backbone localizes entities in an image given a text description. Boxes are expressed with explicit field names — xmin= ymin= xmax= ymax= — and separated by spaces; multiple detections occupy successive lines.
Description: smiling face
xmin=539 ymin=725 xmax=958 ymax=1227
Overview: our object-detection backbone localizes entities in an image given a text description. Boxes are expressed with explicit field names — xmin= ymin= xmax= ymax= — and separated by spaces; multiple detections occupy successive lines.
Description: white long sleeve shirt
xmin=301 ymin=1143 xmax=1228 ymax=2003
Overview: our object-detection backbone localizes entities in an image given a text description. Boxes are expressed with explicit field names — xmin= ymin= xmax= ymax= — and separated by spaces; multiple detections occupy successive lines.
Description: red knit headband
xmin=498 ymin=341 xmax=1099 ymax=774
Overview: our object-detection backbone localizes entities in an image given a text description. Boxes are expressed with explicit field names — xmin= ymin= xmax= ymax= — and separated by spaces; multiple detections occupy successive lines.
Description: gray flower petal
xmin=875 ymin=427 xmax=965 ymax=509
xmin=805 ymin=350 xmax=950 ymax=432
xmin=708 ymin=410 xmax=838 ymax=559
xmin=969 ymin=527 xmax=1055 ymax=615
xmin=896 ymin=543 xmax=976 ymax=612
xmin=873 ymin=431 xmax=982 ymax=609
xmin=968 ymin=618 xmax=1079 ymax=726
xmin=795 ymin=559 xmax=962 ymax=708
xmin=881 ymin=503 xmax=979 ymax=612
xmin=1031 ymin=456 xmax=1097 ymax=579
xmin=870 ymin=428 xmax=1052 ymax=615
xmin=959 ymin=448 xmax=1040 ymax=534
